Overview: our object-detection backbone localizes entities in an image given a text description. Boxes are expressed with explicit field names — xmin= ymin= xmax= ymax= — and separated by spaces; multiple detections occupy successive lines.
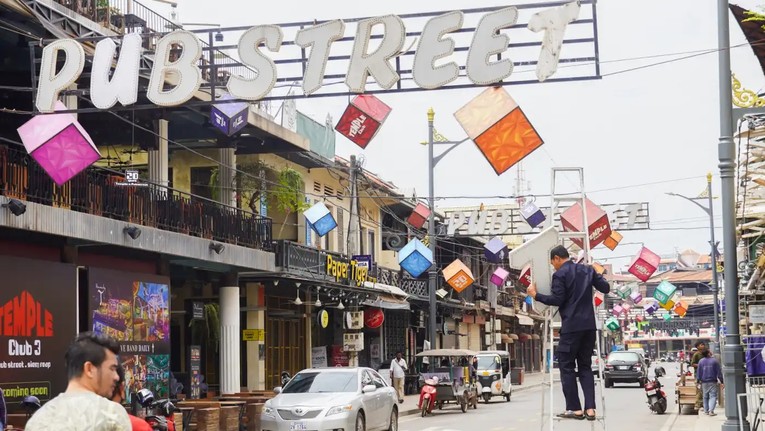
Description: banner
xmin=0 ymin=257 xmax=77 ymax=411
xmin=88 ymin=268 xmax=170 ymax=404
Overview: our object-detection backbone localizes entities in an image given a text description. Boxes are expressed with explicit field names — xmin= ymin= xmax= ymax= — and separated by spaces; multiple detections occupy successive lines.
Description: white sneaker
xmin=709 ymin=412 xmax=717 ymax=416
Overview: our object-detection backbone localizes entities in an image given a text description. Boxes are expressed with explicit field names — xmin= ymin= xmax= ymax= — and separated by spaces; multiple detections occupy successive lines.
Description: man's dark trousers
xmin=558 ymin=329 xmax=596 ymax=411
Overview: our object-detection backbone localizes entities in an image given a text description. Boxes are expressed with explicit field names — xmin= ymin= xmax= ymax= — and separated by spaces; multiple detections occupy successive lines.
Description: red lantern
xmin=518 ymin=264 xmax=532 ymax=288
xmin=407 ymin=203 xmax=431 ymax=229
xmin=560 ymin=198 xmax=612 ymax=249
xmin=628 ymin=247 xmax=661 ymax=282
xmin=364 ymin=308 xmax=385 ymax=329
xmin=335 ymin=95 xmax=392 ymax=149
xmin=594 ymin=292 xmax=604 ymax=307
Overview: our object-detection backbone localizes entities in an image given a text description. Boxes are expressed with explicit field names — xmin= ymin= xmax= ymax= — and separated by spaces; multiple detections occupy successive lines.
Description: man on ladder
xmin=527 ymin=245 xmax=610 ymax=421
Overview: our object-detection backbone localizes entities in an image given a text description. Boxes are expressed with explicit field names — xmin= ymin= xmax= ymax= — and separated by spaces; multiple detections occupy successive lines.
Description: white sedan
xmin=261 ymin=367 xmax=399 ymax=431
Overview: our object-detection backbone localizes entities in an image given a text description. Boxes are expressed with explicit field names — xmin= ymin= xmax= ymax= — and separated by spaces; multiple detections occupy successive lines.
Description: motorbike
xmin=134 ymin=388 xmax=178 ymax=431
xmin=418 ymin=377 xmax=439 ymax=417
xmin=644 ymin=367 xmax=668 ymax=414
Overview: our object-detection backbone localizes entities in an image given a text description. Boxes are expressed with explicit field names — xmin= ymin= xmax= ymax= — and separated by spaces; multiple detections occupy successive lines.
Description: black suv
xmin=603 ymin=351 xmax=649 ymax=388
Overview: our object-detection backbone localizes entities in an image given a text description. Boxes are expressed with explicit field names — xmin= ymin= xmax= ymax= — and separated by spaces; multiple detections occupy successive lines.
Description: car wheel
xmin=604 ymin=378 xmax=612 ymax=388
xmin=505 ymin=392 xmax=511 ymax=402
xmin=355 ymin=412 xmax=365 ymax=431
xmin=389 ymin=407 xmax=398 ymax=431
xmin=483 ymin=393 xmax=491 ymax=404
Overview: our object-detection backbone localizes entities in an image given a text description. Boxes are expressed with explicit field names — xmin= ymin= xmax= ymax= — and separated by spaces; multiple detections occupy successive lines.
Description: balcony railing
xmin=0 ymin=145 xmax=272 ymax=251
xmin=276 ymin=241 xmax=428 ymax=299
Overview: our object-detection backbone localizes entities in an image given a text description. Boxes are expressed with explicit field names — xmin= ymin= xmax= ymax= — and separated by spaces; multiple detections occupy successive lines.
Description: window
xmin=190 ymin=167 xmax=214 ymax=200
xmin=370 ymin=370 xmax=386 ymax=388
xmin=282 ymin=371 xmax=358 ymax=393
xmin=361 ymin=371 xmax=374 ymax=387
xmin=367 ymin=230 xmax=376 ymax=261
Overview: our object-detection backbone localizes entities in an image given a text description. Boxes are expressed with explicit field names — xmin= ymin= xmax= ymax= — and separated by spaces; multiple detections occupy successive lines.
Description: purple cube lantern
xmin=520 ymin=201 xmax=546 ymax=228
xmin=490 ymin=267 xmax=509 ymax=287
xmin=612 ymin=304 xmax=624 ymax=316
xmin=644 ymin=301 xmax=659 ymax=315
xmin=211 ymin=95 xmax=249 ymax=136
xmin=484 ymin=236 xmax=508 ymax=263
xmin=17 ymin=101 xmax=100 ymax=186
xmin=629 ymin=291 xmax=643 ymax=304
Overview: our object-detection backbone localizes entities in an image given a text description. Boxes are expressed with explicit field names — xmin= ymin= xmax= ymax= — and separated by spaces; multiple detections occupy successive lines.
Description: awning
xmin=362 ymin=293 xmax=410 ymax=310
xmin=508 ymin=334 xmax=519 ymax=340
xmin=531 ymin=334 xmax=541 ymax=340
xmin=517 ymin=314 xmax=534 ymax=326
xmin=363 ymin=281 xmax=409 ymax=299
xmin=501 ymin=334 xmax=514 ymax=344
xmin=518 ymin=333 xmax=532 ymax=342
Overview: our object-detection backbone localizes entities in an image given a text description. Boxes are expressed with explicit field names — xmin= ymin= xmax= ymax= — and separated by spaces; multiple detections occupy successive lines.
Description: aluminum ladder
xmin=539 ymin=167 xmax=608 ymax=431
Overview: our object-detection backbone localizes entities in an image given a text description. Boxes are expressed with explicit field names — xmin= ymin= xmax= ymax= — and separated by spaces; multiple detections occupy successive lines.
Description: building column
xmin=245 ymin=283 xmax=265 ymax=391
xmin=220 ymin=284 xmax=241 ymax=395
xmin=218 ymin=145 xmax=236 ymax=207
xmin=149 ymin=119 xmax=169 ymax=192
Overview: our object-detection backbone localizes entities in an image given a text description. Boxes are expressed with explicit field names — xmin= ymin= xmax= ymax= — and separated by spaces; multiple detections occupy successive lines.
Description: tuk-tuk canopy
xmin=416 ymin=349 xmax=477 ymax=358
xmin=475 ymin=350 xmax=510 ymax=358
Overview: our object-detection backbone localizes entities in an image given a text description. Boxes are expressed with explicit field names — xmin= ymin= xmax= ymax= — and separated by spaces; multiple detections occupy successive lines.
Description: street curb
xmin=399 ymin=382 xmax=546 ymax=417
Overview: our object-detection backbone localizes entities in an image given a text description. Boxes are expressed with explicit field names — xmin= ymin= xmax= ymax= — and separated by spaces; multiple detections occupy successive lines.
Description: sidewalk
xmin=399 ymin=372 xmax=548 ymax=417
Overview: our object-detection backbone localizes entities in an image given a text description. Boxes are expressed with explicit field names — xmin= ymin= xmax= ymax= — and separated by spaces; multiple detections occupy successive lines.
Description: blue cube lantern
xmin=484 ymin=236 xmax=508 ymax=263
xmin=211 ymin=94 xmax=249 ymax=136
xmin=653 ymin=280 xmax=677 ymax=305
xmin=520 ymin=201 xmax=546 ymax=228
xmin=398 ymin=238 xmax=434 ymax=278
xmin=304 ymin=202 xmax=337 ymax=237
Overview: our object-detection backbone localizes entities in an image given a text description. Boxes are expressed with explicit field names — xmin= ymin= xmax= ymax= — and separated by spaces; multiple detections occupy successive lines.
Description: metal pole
xmin=717 ymin=0 xmax=749 ymax=428
xmin=427 ymin=108 xmax=438 ymax=348
xmin=708 ymin=173 xmax=721 ymax=348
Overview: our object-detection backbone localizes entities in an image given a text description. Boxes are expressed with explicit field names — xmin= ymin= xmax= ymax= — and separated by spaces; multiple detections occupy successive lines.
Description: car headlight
xmin=263 ymin=406 xmax=275 ymax=417
xmin=326 ymin=404 xmax=353 ymax=417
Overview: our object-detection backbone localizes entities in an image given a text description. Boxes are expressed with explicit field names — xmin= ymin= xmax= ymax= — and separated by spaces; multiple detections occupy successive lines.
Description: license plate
xmin=645 ymin=389 xmax=656 ymax=395
xmin=618 ymin=366 xmax=629 ymax=370
xmin=290 ymin=422 xmax=307 ymax=431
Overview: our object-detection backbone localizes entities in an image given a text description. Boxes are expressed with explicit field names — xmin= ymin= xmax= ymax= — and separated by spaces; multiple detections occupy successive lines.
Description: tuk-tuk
xmin=474 ymin=350 xmax=512 ymax=403
xmin=415 ymin=349 xmax=479 ymax=415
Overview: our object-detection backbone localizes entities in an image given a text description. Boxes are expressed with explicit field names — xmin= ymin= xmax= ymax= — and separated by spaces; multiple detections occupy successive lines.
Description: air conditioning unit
xmin=343 ymin=333 xmax=364 ymax=352
xmin=347 ymin=312 xmax=364 ymax=330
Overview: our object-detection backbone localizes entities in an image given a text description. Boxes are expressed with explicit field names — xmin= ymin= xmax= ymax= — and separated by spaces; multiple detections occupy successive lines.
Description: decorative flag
xmin=560 ymin=198 xmax=612 ymax=249
xmin=442 ymin=259 xmax=474 ymax=293
xmin=304 ymin=202 xmax=337 ymax=237
xmin=211 ymin=94 xmax=249 ymax=136
xmin=17 ymin=101 xmax=101 ymax=185
xmin=604 ymin=231 xmax=623 ymax=251
xmin=520 ymin=201 xmax=546 ymax=228
xmin=407 ymin=203 xmax=431 ymax=229
xmin=628 ymin=247 xmax=661 ymax=282
xmin=484 ymin=236 xmax=508 ymax=263
xmin=454 ymin=87 xmax=543 ymax=175
xmin=335 ymin=94 xmax=392 ymax=148
xmin=398 ymin=239 xmax=434 ymax=278
xmin=491 ymin=267 xmax=510 ymax=287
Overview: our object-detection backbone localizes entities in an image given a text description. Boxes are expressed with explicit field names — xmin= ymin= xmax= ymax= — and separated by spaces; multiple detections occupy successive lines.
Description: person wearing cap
xmin=691 ymin=341 xmax=707 ymax=411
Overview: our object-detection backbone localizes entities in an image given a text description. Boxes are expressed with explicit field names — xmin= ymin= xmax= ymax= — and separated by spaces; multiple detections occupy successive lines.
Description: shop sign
xmin=311 ymin=346 xmax=328 ymax=368
xmin=191 ymin=301 xmax=204 ymax=321
xmin=317 ymin=310 xmax=330 ymax=329
xmin=89 ymin=268 xmax=171 ymax=406
xmin=34 ymin=3 xmax=585 ymax=113
xmin=0 ymin=257 xmax=77 ymax=412
xmin=188 ymin=345 xmax=202 ymax=400
xmin=364 ymin=308 xmax=385 ymax=329
xmin=242 ymin=329 xmax=265 ymax=341
xmin=352 ymin=255 xmax=372 ymax=270
xmin=326 ymin=255 xmax=377 ymax=286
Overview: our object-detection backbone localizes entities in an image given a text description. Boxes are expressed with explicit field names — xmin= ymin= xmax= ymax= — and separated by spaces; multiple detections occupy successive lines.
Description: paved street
xmin=397 ymin=363 xmax=726 ymax=431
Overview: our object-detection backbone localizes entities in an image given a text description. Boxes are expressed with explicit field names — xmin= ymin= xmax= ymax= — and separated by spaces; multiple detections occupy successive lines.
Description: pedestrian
xmin=390 ymin=351 xmax=407 ymax=404
xmin=111 ymin=366 xmax=152 ymax=431
xmin=25 ymin=332 xmax=131 ymax=431
xmin=696 ymin=349 xmax=723 ymax=416
xmin=690 ymin=341 xmax=707 ymax=411
xmin=527 ymin=245 xmax=610 ymax=421
xmin=0 ymin=387 xmax=6 ymax=430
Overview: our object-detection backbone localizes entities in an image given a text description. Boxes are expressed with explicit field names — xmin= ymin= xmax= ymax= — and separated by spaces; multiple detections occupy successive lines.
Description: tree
xmin=272 ymin=166 xmax=310 ymax=238
xmin=210 ymin=160 xmax=272 ymax=214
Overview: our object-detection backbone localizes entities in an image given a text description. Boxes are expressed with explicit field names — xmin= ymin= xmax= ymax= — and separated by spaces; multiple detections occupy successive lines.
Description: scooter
xmin=418 ymin=377 xmax=438 ymax=417
xmin=644 ymin=367 xmax=668 ymax=414
xmin=134 ymin=389 xmax=178 ymax=431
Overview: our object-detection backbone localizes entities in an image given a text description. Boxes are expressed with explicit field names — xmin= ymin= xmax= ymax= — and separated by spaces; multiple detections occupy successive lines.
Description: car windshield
xmin=282 ymin=371 xmax=358 ymax=394
xmin=608 ymin=352 xmax=640 ymax=363
xmin=476 ymin=355 xmax=501 ymax=370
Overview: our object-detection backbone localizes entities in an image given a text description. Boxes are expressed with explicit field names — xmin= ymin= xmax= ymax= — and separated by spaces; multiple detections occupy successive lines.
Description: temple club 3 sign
xmin=507 ymin=226 xmax=560 ymax=312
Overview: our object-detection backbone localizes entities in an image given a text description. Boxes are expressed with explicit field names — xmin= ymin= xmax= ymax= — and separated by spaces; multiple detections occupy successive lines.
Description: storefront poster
xmin=0 ymin=257 xmax=77 ymax=412
xmin=189 ymin=345 xmax=201 ymax=400
xmin=331 ymin=345 xmax=349 ymax=367
xmin=311 ymin=346 xmax=328 ymax=368
xmin=89 ymin=268 xmax=171 ymax=404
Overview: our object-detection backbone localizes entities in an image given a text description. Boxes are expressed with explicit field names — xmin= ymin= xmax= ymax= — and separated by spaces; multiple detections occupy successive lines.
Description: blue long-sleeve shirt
xmin=696 ymin=357 xmax=723 ymax=384
xmin=534 ymin=261 xmax=611 ymax=334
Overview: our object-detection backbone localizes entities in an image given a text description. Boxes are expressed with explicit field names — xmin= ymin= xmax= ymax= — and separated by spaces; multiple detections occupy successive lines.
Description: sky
xmin=143 ymin=0 xmax=765 ymax=271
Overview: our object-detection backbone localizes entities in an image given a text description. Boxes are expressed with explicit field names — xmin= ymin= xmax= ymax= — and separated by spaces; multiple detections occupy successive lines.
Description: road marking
xmin=658 ymin=410 xmax=679 ymax=431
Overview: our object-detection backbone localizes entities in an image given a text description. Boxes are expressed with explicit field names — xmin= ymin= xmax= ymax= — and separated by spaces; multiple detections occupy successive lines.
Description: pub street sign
xmin=33 ymin=1 xmax=597 ymax=113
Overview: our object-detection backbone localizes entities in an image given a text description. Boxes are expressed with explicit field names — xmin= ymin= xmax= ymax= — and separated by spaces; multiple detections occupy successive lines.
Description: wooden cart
xmin=675 ymin=362 xmax=698 ymax=413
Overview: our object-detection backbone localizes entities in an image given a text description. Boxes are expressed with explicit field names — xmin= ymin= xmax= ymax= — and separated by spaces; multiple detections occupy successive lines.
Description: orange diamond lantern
xmin=442 ymin=259 xmax=474 ymax=293
xmin=454 ymin=87 xmax=543 ymax=175
xmin=604 ymin=231 xmax=623 ymax=251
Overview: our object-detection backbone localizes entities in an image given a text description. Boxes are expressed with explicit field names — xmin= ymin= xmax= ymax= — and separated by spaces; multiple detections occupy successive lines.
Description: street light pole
xmin=707 ymin=173 xmax=721 ymax=348
xmin=427 ymin=108 xmax=438 ymax=347
xmin=717 ymin=0 xmax=749 ymax=428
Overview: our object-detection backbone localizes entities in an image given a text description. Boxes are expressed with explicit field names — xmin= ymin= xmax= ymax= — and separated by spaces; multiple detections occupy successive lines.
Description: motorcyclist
xmin=112 ymin=366 xmax=152 ymax=431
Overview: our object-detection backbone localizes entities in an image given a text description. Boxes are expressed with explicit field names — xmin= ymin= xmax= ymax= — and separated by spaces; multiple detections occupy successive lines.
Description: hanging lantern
xmin=518 ymin=264 xmax=532 ymax=288
xmin=629 ymin=291 xmax=643 ymax=304
xmin=616 ymin=285 xmax=632 ymax=300
xmin=491 ymin=267 xmax=509 ymax=287
xmin=628 ymin=247 xmax=661 ymax=282
xmin=484 ymin=236 xmax=508 ymax=263
xmin=594 ymin=291 xmax=604 ymax=307
xmin=520 ymin=201 xmax=546 ymax=228
xmin=210 ymin=94 xmax=249 ymax=136
xmin=407 ymin=203 xmax=431 ymax=229
xmin=612 ymin=304 xmax=624 ymax=316
xmin=605 ymin=316 xmax=620 ymax=331
xmin=653 ymin=280 xmax=678 ymax=305
xmin=604 ymin=231 xmax=623 ymax=251
xmin=443 ymin=259 xmax=474 ymax=293
xmin=660 ymin=295 xmax=676 ymax=311
xmin=644 ymin=301 xmax=659 ymax=315
xmin=622 ymin=303 xmax=632 ymax=314
xmin=636 ymin=315 xmax=644 ymax=322
xmin=304 ymin=202 xmax=337 ymax=237
xmin=673 ymin=301 xmax=688 ymax=317
xmin=592 ymin=262 xmax=606 ymax=275
xmin=398 ymin=239 xmax=434 ymax=278
xmin=454 ymin=87 xmax=543 ymax=175
xmin=663 ymin=313 xmax=672 ymax=321
xmin=335 ymin=94 xmax=392 ymax=148
xmin=524 ymin=295 xmax=534 ymax=306
xmin=17 ymin=101 xmax=101 ymax=186
xmin=559 ymin=198 xmax=612 ymax=249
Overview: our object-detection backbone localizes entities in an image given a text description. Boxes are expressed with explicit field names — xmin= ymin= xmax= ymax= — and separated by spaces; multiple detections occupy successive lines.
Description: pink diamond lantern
xmin=628 ymin=246 xmax=661 ymax=282
xmin=17 ymin=101 xmax=100 ymax=186
xmin=612 ymin=304 xmax=623 ymax=316
xmin=491 ymin=267 xmax=509 ymax=287
xmin=335 ymin=95 xmax=392 ymax=149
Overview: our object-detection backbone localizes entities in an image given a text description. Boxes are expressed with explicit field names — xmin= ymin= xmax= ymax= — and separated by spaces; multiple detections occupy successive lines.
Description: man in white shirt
xmin=25 ymin=332 xmax=131 ymax=431
xmin=389 ymin=351 xmax=407 ymax=403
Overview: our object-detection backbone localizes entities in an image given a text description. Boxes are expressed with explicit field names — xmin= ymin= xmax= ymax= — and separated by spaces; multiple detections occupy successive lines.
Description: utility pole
xmin=707 ymin=173 xmax=721 ymax=348
xmin=717 ymin=0 xmax=749 ymax=428
xmin=427 ymin=109 xmax=438 ymax=349
xmin=348 ymin=155 xmax=360 ymax=257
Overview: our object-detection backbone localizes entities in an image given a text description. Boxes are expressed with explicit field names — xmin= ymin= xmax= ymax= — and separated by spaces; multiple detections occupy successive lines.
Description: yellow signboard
xmin=242 ymin=329 xmax=265 ymax=341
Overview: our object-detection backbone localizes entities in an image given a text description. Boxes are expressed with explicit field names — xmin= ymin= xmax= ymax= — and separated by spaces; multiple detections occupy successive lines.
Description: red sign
xmin=0 ymin=291 xmax=54 ymax=338
xmin=519 ymin=265 xmax=532 ymax=288
xmin=364 ymin=308 xmax=385 ymax=329
xmin=335 ymin=95 xmax=391 ymax=149
xmin=560 ymin=198 xmax=612 ymax=249
xmin=628 ymin=247 xmax=661 ymax=282
xmin=331 ymin=345 xmax=349 ymax=366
